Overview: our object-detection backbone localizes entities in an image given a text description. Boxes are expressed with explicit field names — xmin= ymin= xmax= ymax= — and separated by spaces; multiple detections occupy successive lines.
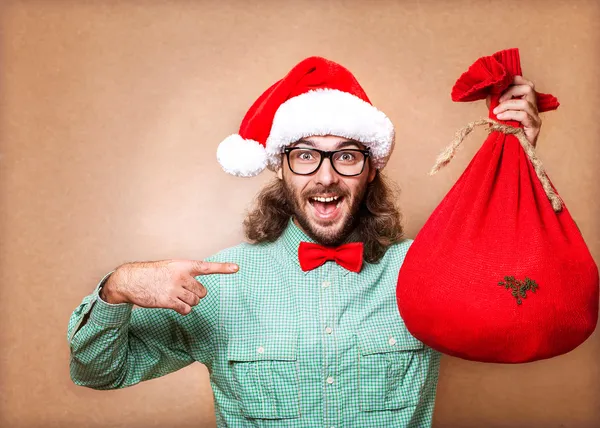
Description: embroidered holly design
xmin=498 ymin=276 xmax=539 ymax=305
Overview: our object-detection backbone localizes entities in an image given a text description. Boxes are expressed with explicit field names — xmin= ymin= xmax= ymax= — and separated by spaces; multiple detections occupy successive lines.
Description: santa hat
xmin=216 ymin=56 xmax=395 ymax=177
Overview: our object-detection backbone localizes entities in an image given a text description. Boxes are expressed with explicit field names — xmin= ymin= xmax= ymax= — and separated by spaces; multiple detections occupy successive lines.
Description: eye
xmin=293 ymin=149 xmax=317 ymax=162
xmin=336 ymin=151 xmax=357 ymax=162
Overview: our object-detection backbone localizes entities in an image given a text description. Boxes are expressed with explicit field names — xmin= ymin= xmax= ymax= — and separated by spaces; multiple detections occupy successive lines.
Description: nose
xmin=314 ymin=157 xmax=339 ymax=187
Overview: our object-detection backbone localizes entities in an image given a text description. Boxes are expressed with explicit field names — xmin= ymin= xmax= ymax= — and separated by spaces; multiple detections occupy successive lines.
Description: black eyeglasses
xmin=283 ymin=147 xmax=370 ymax=177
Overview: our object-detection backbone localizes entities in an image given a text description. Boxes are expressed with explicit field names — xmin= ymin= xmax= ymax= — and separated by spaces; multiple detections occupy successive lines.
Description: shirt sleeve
xmin=67 ymin=270 xmax=220 ymax=390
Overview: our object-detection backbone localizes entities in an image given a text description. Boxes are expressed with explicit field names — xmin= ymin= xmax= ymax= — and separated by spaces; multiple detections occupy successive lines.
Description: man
xmin=68 ymin=56 xmax=542 ymax=427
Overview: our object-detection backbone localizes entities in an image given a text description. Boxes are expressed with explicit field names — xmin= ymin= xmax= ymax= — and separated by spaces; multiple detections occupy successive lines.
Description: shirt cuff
xmin=89 ymin=273 xmax=134 ymax=327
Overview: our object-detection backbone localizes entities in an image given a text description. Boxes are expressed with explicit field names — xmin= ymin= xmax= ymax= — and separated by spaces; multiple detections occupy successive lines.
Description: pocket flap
xmin=227 ymin=334 xmax=297 ymax=362
xmin=358 ymin=324 xmax=423 ymax=355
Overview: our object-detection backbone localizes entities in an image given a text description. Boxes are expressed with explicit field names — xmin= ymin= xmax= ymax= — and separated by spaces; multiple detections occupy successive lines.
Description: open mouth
xmin=308 ymin=195 xmax=344 ymax=220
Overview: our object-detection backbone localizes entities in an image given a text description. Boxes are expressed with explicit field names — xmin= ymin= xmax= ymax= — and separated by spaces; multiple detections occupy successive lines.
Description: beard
xmin=282 ymin=178 xmax=367 ymax=246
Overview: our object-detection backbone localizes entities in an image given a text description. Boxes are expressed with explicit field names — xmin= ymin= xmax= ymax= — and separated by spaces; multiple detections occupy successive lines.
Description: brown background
xmin=1 ymin=0 xmax=599 ymax=427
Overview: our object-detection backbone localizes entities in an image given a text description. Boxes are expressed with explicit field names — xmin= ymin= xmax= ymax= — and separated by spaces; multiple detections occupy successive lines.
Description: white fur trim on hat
xmin=217 ymin=134 xmax=267 ymax=177
xmin=264 ymin=89 xmax=395 ymax=170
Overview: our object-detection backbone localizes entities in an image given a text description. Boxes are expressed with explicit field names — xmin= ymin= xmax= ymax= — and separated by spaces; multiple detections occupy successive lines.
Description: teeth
xmin=312 ymin=196 xmax=340 ymax=203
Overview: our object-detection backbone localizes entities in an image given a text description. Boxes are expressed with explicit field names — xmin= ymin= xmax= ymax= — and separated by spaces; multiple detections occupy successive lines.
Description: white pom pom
xmin=216 ymin=134 xmax=267 ymax=177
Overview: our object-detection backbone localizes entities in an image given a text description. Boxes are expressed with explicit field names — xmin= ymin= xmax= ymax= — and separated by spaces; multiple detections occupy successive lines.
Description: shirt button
xmin=322 ymin=281 xmax=331 ymax=288
xmin=326 ymin=376 xmax=334 ymax=384
xmin=388 ymin=337 xmax=397 ymax=346
xmin=257 ymin=346 xmax=265 ymax=354
xmin=325 ymin=327 xmax=333 ymax=334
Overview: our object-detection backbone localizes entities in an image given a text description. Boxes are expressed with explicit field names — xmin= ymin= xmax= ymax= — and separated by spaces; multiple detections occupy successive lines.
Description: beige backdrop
xmin=1 ymin=0 xmax=599 ymax=427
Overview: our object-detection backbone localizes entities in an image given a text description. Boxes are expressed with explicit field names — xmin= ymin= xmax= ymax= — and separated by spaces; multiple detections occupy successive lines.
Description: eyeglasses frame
xmin=283 ymin=147 xmax=371 ymax=177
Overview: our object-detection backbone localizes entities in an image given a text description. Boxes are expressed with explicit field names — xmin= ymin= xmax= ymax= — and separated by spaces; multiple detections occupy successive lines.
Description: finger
xmin=506 ymin=76 xmax=537 ymax=106
xmin=178 ymin=288 xmax=201 ymax=307
xmin=493 ymin=99 xmax=538 ymax=118
xmin=181 ymin=277 xmax=207 ymax=299
xmin=513 ymin=75 xmax=535 ymax=90
xmin=495 ymin=110 xmax=536 ymax=128
xmin=184 ymin=260 xmax=239 ymax=276
xmin=498 ymin=84 xmax=537 ymax=104
xmin=171 ymin=299 xmax=192 ymax=316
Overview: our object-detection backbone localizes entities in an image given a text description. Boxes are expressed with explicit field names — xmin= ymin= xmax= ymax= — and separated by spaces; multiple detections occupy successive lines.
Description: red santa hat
xmin=216 ymin=56 xmax=395 ymax=177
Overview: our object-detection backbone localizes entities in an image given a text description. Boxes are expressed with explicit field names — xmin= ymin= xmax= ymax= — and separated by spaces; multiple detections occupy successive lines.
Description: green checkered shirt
xmin=68 ymin=219 xmax=441 ymax=427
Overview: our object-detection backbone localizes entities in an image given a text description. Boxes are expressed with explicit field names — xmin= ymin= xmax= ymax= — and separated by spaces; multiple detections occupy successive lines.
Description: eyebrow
xmin=293 ymin=139 xmax=364 ymax=150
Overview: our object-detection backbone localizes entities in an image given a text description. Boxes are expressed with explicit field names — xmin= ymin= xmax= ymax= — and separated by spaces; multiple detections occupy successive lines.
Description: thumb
xmin=183 ymin=260 xmax=239 ymax=276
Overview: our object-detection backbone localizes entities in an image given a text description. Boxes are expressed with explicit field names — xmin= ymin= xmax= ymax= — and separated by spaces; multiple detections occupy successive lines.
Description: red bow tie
xmin=298 ymin=242 xmax=364 ymax=273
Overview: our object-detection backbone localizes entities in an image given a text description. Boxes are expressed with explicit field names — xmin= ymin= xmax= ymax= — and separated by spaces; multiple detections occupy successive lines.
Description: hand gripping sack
xmin=396 ymin=48 xmax=599 ymax=363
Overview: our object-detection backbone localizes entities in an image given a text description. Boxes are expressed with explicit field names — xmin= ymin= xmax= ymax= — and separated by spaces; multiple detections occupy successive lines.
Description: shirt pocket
xmin=357 ymin=325 xmax=426 ymax=412
xmin=227 ymin=335 xmax=300 ymax=420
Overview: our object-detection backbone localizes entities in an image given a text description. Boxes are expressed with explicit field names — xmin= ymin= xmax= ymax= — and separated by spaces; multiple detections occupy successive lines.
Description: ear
xmin=276 ymin=153 xmax=285 ymax=180
xmin=367 ymin=160 xmax=377 ymax=183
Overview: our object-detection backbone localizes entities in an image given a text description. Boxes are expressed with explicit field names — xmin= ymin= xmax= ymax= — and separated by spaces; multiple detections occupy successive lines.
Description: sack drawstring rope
xmin=429 ymin=118 xmax=562 ymax=212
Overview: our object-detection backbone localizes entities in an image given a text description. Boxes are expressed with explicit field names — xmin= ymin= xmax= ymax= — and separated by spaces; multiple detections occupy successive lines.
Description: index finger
xmin=513 ymin=75 xmax=535 ymax=89
xmin=185 ymin=260 xmax=239 ymax=276
xmin=498 ymin=85 xmax=537 ymax=107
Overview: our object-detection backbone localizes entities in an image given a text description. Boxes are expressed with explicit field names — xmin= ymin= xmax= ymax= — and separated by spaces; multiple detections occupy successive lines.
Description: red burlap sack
xmin=396 ymin=48 xmax=599 ymax=363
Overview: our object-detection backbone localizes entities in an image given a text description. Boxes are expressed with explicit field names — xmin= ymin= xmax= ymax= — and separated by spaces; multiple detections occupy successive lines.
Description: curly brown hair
xmin=243 ymin=171 xmax=404 ymax=263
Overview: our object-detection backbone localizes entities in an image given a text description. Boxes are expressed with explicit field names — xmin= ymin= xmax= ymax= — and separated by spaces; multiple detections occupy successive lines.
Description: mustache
xmin=302 ymin=185 xmax=349 ymax=199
